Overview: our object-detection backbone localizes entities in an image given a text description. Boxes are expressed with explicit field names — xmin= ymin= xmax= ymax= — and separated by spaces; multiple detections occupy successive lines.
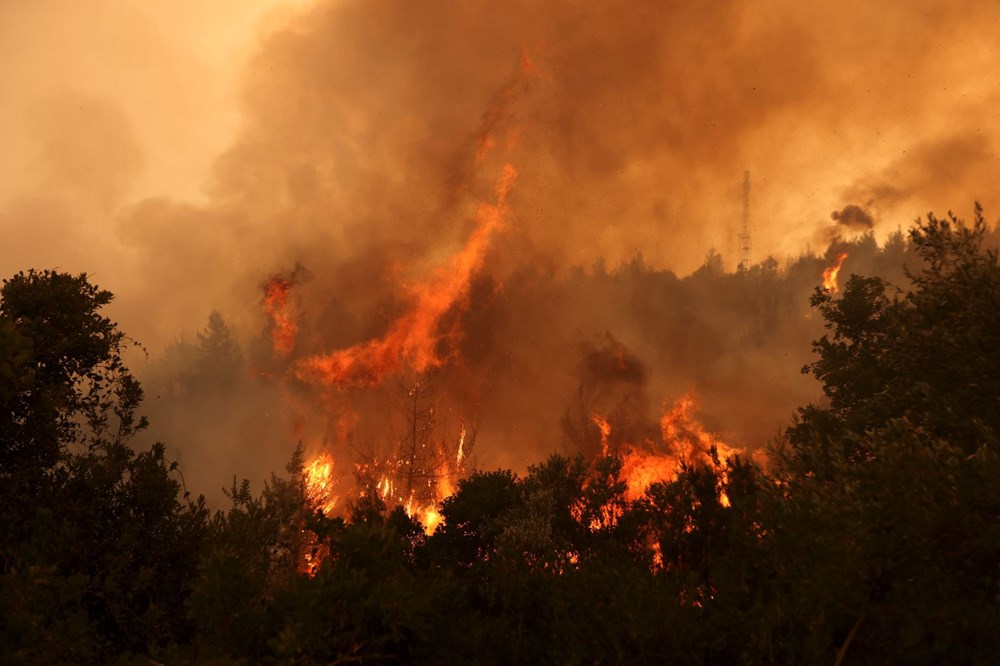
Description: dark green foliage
xmin=187 ymin=451 xmax=307 ymax=661
xmin=1 ymin=442 xmax=210 ymax=662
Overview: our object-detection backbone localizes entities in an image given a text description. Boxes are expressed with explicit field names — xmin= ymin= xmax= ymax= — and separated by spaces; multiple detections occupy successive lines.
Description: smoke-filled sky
xmin=3 ymin=1 xmax=999 ymax=493
xmin=3 ymin=0 xmax=998 ymax=346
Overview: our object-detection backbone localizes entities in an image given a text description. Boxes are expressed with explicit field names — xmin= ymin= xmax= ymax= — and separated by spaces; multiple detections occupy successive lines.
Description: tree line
xmin=2 ymin=208 xmax=998 ymax=664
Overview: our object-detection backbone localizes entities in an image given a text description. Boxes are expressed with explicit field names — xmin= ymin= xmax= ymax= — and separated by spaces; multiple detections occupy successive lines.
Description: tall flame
xmin=822 ymin=252 xmax=848 ymax=293
xmin=298 ymin=451 xmax=339 ymax=576
xmin=303 ymin=451 xmax=338 ymax=516
xmin=263 ymin=275 xmax=298 ymax=357
xmin=294 ymin=164 xmax=518 ymax=389
xmin=591 ymin=413 xmax=612 ymax=457
xmin=456 ymin=422 xmax=467 ymax=466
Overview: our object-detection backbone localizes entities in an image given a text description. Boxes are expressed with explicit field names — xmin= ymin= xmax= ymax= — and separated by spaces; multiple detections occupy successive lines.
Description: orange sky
xmin=1 ymin=0 xmax=998 ymax=349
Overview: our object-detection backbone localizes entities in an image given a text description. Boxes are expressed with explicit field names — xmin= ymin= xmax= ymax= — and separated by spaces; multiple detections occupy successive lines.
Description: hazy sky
xmin=2 ymin=0 xmax=998 ymax=350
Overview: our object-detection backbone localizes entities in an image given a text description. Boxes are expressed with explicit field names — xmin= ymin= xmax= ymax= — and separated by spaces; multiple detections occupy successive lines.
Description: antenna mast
xmin=738 ymin=170 xmax=751 ymax=271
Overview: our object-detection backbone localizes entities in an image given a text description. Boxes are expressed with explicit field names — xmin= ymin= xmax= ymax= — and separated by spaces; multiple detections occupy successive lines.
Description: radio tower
xmin=738 ymin=170 xmax=751 ymax=271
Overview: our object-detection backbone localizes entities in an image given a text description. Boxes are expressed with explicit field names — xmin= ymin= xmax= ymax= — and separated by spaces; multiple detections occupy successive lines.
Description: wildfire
xmin=352 ymin=427 xmax=468 ymax=536
xmin=591 ymin=413 xmax=612 ymax=456
xmin=294 ymin=164 xmax=518 ymax=389
xmin=659 ymin=393 xmax=739 ymax=462
xmin=263 ymin=275 xmax=298 ymax=357
xmin=271 ymin=56 xmax=526 ymax=546
xmin=617 ymin=393 xmax=743 ymax=502
xmin=297 ymin=451 xmax=339 ymax=576
xmin=456 ymin=423 xmax=467 ymax=466
xmin=292 ymin=53 xmax=535 ymax=391
xmin=822 ymin=252 xmax=848 ymax=293
xmin=303 ymin=451 xmax=338 ymax=516
xmin=295 ymin=391 xmax=740 ymax=573
xmin=258 ymin=52 xmax=750 ymax=568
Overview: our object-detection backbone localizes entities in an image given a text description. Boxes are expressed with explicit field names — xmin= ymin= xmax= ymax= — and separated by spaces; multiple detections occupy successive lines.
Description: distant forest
xmin=2 ymin=208 xmax=999 ymax=664
xmin=136 ymin=216 xmax=944 ymax=503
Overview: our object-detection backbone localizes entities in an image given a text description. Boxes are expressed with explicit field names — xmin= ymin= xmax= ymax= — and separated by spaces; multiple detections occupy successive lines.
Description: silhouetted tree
xmin=0 ymin=270 xmax=209 ymax=662
xmin=0 ymin=270 xmax=146 ymax=477
xmin=192 ymin=310 xmax=243 ymax=389
xmin=790 ymin=204 xmax=1000 ymax=455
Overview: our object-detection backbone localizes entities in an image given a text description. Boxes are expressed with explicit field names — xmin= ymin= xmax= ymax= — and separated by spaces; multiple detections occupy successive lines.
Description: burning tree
xmin=561 ymin=335 xmax=654 ymax=459
xmin=353 ymin=373 xmax=475 ymax=534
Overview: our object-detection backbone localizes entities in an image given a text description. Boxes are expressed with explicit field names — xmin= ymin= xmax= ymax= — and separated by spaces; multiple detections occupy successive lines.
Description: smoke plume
xmin=4 ymin=0 xmax=1000 ymax=498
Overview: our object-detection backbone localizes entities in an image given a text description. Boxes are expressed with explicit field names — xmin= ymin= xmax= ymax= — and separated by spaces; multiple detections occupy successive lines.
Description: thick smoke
xmin=4 ymin=0 xmax=1000 ymax=498
xmin=832 ymin=204 xmax=875 ymax=230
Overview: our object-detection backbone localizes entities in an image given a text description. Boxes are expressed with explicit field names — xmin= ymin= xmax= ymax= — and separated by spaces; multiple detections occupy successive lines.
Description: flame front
xmin=619 ymin=392 xmax=743 ymax=502
xmin=822 ymin=252 xmax=848 ymax=293
xmin=352 ymin=424 xmax=468 ymax=536
xmin=304 ymin=451 xmax=338 ymax=516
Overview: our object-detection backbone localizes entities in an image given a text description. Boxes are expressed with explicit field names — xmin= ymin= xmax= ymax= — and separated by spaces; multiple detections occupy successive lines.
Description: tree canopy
xmin=2 ymin=208 xmax=999 ymax=663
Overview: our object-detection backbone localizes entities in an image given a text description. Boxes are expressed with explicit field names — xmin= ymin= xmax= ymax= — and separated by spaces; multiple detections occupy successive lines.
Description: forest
xmin=2 ymin=208 xmax=999 ymax=664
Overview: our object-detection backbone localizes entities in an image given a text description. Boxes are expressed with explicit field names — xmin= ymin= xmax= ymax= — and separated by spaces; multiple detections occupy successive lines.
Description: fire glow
xmin=300 ymin=391 xmax=738 ymax=547
xmin=293 ymin=164 xmax=517 ymax=389
xmin=263 ymin=275 xmax=298 ymax=357
xmin=257 ymin=50 xmax=753 ymax=572
xmin=303 ymin=452 xmax=338 ymax=516
xmin=822 ymin=252 xmax=848 ymax=293
xmin=618 ymin=393 xmax=741 ymax=503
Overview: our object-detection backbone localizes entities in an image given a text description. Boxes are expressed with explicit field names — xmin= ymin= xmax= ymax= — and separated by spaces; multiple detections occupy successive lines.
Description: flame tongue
xmin=295 ymin=164 xmax=517 ymax=389
xmin=619 ymin=392 xmax=743 ymax=502
xmin=263 ymin=275 xmax=298 ymax=357
xmin=822 ymin=252 xmax=848 ymax=293
xmin=591 ymin=413 xmax=612 ymax=457
xmin=456 ymin=423 xmax=467 ymax=466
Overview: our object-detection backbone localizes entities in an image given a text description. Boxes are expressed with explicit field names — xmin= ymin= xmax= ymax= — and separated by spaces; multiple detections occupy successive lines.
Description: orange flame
xmin=295 ymin=164 xmax=517 ymax=388
xmin=618 ymin=393 xmax=742 ymax=502
xmin=822 ymin=252 xmax=848 ymax=293
xmin=292 ymin=50 xmax=535 ymax=388
xmin=298 ymin=451 xmax=339 ymax=576
xmin=304 ymin=451 xmax=338 ymax=516
xmin=456 ymin=423 xmax=467 ymax=466
xmin=352 ymin=445 xmax=463 ymax=536
xmin=263 ymin=275 xmax=298 ymax=357
xmin=299 ymin=537 xmax=328 ymax=577
xmin=591 ymin=413 xmax=612 ymax=456
xmin=659 ymin=393 xmax=738 ymax=461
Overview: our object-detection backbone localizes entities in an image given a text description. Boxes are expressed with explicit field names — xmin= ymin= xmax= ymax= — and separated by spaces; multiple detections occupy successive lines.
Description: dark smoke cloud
xmin=831 ymin=204 xmax=874 ymax=230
